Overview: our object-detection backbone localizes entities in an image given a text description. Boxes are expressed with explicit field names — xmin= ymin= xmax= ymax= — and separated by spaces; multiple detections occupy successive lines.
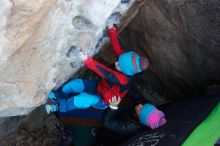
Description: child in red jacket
xmin=45 ymin=25 xmax=149 ymax=114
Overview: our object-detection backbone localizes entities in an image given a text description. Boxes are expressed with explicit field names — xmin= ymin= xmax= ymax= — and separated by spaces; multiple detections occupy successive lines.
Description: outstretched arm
xmin=107 ymin=26 xmax=125 ymax=58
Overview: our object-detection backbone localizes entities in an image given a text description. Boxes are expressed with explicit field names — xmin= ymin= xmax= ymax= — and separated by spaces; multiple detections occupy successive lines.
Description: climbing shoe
xmin=45 ymin=104 xmax=59 ymax=114
xmin=48 ymin=91 xmax=57 ymax=102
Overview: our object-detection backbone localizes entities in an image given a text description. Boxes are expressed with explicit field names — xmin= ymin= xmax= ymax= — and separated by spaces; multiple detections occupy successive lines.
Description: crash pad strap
xmin=182 ymin=102 xmax=220 ymax=146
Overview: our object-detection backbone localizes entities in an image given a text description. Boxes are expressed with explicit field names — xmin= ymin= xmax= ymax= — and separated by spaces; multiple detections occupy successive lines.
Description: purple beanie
xmin=139 ymin=103 xmax=166 ymax=129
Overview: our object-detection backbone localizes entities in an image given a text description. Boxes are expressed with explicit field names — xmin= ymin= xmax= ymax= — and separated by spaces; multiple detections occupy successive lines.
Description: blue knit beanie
xmin=139 ymin=104 xmax=155 ymax=125
xmin=118 ymin=51 xmax=149 ymax=76
xmin=139 ymin=103 xmax=166 ymax=129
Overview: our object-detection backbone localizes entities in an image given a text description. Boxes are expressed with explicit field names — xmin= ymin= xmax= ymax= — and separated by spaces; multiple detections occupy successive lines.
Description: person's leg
xmin=74 ymin=80 xmax=107 ymax=109
xmin=48 ymin=79 xmax=98 ymax=101
xmin=61 ymin=79 xmax=86 ymax=95
xmin=59 ymin=92 xmax=107 ymax=113
xmin=80 ymin=80 xmax=98 ymax=95
xmin=61 ymin=79 xmax=98 ymax=95
xmin=48 ymin=79 xmax=84 ymax=101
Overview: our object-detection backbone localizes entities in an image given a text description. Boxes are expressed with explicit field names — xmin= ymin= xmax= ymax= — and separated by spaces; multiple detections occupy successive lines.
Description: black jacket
xmin=92 ymin=105 xmax=147 ymax=146
xmin=100 ymin=83 xmax=150 ymax=137
xmin=101 ymin=107 xmax=145 ymax=137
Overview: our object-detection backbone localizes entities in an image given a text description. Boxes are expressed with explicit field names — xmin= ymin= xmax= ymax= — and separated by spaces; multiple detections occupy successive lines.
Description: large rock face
xmin=0 ymin=0 xmax=138 ymax=117
xmin=119 ymin=0 xmax=220 ymax=98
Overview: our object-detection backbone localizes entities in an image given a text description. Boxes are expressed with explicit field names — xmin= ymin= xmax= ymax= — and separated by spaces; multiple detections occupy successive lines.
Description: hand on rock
xmin=107 ymin=19 xmax=114 ymax=29
xmin=107 ymin=12 xmax=120 ymax=29
xmin=79 ymin=51 xmax=89 ymax=61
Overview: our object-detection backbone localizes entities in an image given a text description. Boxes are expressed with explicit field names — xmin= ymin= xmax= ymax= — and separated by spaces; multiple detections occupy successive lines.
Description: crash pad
xmin=182 ymin=102 xmax=220 ymax=146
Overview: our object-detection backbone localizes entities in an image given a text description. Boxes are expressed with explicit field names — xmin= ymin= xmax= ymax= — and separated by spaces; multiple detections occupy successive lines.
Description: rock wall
xmin=0 ymin=0 xmax=139 ymax=117
xmin=120 ymin=0 xmax=220 ymax=98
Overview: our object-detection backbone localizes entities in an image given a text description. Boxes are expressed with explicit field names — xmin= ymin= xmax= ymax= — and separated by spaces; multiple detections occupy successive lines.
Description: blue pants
xmin=51 ymin=79 xmax=107 ymax=113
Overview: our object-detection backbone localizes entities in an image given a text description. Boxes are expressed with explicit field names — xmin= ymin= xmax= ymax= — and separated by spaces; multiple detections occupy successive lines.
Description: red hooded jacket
xmin=83 ymin=27 xmax=129 ymax=104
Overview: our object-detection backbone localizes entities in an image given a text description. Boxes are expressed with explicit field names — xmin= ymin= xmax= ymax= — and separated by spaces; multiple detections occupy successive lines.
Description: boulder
xmin=0 ymin=0 xmax=140 ymax=117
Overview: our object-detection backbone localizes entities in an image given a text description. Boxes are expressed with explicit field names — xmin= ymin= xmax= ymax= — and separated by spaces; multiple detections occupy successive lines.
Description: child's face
xmin=135 ymin=104 xmax=143 ymax=118
xmin=115 ymin=61 xmax=121 ymax=72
